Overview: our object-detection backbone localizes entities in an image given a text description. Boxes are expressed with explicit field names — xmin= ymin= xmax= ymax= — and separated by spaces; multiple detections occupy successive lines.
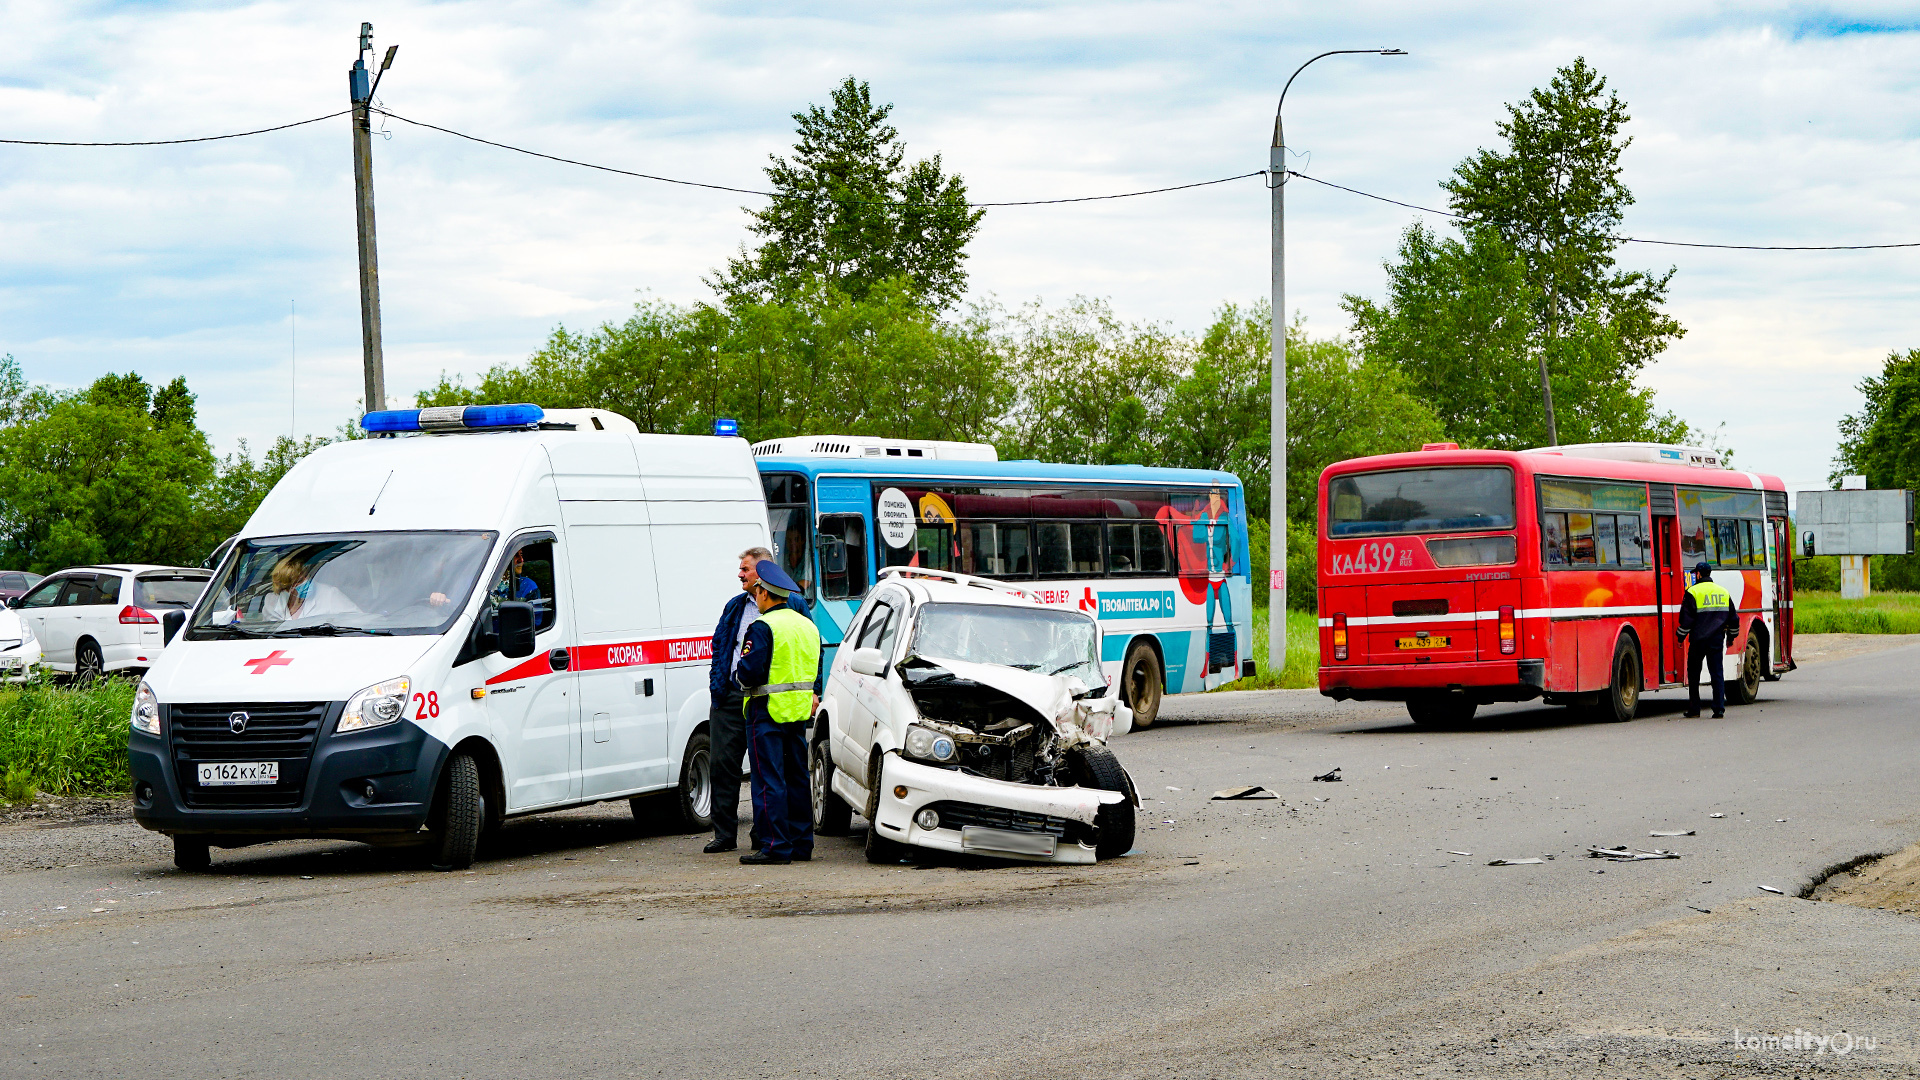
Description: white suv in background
xmin=10 ymin=565 xmax=210 ymax=681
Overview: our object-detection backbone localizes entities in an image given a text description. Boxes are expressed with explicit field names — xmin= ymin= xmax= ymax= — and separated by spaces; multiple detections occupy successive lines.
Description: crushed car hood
xmin=905 ymin=655 xmax=1128 ymax=742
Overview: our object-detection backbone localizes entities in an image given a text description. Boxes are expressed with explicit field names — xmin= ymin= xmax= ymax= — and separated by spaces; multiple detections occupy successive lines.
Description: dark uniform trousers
xmin=1686 ymin=644 xmax=1726 ymax=714
xmin=708 ymin=690 xmax=757 ymax=848
xmin=746 ymin=714 xmax=813 ymax=861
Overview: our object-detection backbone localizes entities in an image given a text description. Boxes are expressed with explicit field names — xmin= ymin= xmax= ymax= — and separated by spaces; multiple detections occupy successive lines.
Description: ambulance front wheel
xmin=426 ymin=751 xmax=483 ymax=871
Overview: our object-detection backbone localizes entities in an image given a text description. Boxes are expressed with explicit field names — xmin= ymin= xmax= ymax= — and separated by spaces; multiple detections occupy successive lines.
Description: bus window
xmin=1567 ymin=513 xmax=1596 ymax=565
xmin=1035 ymin=523 xmax=1071 ymax=576
xmin=1070 ymin=523 xmax=1102 ymax=574
xmin=1594 ymin=515 xmax=1618 ymax=565
xmin=818 ymin=515 xmax=869 ymax=599
xmin=1106 ymin=523 xmax=1138 ymax=573
xmin=1715 ymin=520 xmax=1745 ymax=569
xmin=1138 ymin=524 xmax=1169 ymax=574
xmin=1616 ymin=515 xmax=1647 ymax=567
xmin=1747 ymin=519 xmax=1769 ymax=566
xmin=768 ymin=507 xmax=812 ymax=595
xmin=1543 ymin=513 xmax=1569 ymax=566
xmin=963 ymin=521 xmax=1031 ymax=577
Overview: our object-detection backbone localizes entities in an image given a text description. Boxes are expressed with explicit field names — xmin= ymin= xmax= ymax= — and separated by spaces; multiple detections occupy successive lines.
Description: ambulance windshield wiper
xmin=272 ymin=623 xmax=394 ymax=637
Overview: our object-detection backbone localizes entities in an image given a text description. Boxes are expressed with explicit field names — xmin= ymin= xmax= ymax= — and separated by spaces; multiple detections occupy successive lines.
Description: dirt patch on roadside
xmin=1809 ymin=841 xmax=1920 ymax=916
xmin=0 ymin=794 xmax=134 ymax=827
xmin=1791 ymin=632 xmax=1920 ymax=665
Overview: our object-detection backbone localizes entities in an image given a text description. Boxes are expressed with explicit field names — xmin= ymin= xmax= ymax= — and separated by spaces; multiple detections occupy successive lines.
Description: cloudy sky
xmin=3 ymin=1 xmax=1916 ymax=495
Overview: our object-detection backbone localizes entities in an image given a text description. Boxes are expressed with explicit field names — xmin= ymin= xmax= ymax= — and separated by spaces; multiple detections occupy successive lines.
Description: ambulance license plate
xmin=1396 ymin=636 xmax=1450 ymax=650
xmin=960 ymin=826 xmax=1056 ymax=857
xmin=197 ymin=762 xmax=278 ymax=786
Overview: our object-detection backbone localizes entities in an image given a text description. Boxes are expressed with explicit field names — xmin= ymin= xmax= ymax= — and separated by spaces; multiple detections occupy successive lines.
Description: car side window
xmin=92 ymin=575 xmax=122 ymax=605
xmin=55 ymin=576 xmax=94 ymax=606
xmin=856 ymin=602 xmax=895 ymax=653
xmin=18 ymin=578 xmax=64 ymax=608
xmin=0 ymin=573 xmax=23 ymax=590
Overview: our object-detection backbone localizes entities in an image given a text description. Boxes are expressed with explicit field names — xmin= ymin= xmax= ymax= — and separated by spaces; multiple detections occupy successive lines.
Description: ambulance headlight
xmin=904 ymin=725 xmax=957 ymax=763
xmin=131 ymin=681 xmax=161 ymax=736
xmin=339 ymin=676 xmax=411 ymax=733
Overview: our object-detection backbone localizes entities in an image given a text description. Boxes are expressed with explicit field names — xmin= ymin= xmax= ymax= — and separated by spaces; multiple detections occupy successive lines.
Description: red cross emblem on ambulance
xmin=243 ymin=650 xmax=294 ymax=675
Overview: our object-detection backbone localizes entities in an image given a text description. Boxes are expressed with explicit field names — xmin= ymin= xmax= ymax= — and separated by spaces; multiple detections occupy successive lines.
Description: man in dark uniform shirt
xmin=1677 ymin=561 xmax=1738 ymax=718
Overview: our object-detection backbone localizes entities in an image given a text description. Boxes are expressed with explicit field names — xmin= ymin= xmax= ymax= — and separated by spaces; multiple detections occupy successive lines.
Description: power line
xmin=0 ymin=110 xmax=351 ymax=146
xmin=373 ymin=108 xmax=1263 ymax=207
xmin=1283 ymin=169 xmax=1920 ymax=251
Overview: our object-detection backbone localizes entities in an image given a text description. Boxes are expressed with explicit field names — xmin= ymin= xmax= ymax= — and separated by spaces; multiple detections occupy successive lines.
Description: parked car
xmin=812 ymin=567 xmax=1138 ymax=865
xmin=0 ymin=570 xmax=43 ymax=605
xmin=0 ymin=604 xmax=40 ymax=683
xmin=12 ymin=565 xmax=211 ymax=681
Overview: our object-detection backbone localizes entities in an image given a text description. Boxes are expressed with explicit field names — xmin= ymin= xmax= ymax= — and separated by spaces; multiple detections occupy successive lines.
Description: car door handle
xmin=549 ymin=648 xmax=569 ymax=672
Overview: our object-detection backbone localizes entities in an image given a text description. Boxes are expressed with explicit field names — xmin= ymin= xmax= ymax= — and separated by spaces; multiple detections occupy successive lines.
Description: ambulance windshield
xmin=187 ymin=531 xmax=498 ymax=639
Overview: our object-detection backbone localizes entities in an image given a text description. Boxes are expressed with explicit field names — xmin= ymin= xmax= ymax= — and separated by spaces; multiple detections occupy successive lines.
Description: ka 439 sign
xmin=1329 ymin=540 xmax=1416 ymax=576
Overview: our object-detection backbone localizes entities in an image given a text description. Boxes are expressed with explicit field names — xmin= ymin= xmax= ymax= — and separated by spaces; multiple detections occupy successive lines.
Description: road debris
xmin=1311 ymin=767 xmax=1343 ymax=783
xmin=1211 ymin=785 xmax=1278 ymax=800
xmin=1688 ymin=906 xmax=1712 ymax=914
xmin=1447 ymin=851 xmax=1472 ymax=856
xmin=1650 ymin=830 xmax=1696 ymax=837
xmin=1589 ymin=846 xmax=1680 ymax=861
xmin=1758 ymin=885 xmax=1786 ymax=895
xmin=1709 ymin=812 xmax=1725 ymax=818
xmin=1487 ymin=857 xmax=1545 ymax=866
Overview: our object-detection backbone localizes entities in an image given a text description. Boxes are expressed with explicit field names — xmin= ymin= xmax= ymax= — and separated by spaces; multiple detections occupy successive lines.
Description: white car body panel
xmin=0 ymin=608 xmax=40 ymax=682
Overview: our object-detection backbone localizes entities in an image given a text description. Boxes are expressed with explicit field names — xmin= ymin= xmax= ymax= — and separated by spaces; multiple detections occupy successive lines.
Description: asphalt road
xmin=6 ymin=639 xmax=1920 ymax=1078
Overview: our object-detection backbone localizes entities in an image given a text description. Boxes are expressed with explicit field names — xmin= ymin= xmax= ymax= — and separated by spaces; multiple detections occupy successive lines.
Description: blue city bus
xmin=749 ymin=435 xmax=1252 ymax=728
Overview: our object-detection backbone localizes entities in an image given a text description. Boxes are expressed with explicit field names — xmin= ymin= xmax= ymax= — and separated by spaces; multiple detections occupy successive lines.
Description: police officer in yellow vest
xmin=1677 ymin=561 xmax=1738 ymax=718
xmin=732 ymin=559 xmax=822 ymax=865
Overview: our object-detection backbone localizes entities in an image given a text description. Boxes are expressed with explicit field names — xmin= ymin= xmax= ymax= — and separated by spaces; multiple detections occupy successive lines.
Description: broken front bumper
xmin=872 ymin=755 xmax=1126 ymax=865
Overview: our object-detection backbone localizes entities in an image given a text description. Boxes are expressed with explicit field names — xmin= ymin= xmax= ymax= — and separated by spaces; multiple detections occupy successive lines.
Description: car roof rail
xmin=876 ymin=565 xmax=1035 ymax=601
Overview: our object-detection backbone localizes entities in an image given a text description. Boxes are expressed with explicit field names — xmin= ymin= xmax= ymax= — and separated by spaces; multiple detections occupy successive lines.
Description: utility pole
xmin=1268 ymin=48 xmax=1404 ymax=675
xmin=349 ymin=23 xmax=397 ymax=413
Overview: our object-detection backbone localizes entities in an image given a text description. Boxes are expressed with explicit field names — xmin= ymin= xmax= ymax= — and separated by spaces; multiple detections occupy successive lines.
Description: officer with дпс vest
xmin=1677 ymin=560 xmax=1738 ymax=718
xmin=732 ymin=559 xmax=822 ymax=865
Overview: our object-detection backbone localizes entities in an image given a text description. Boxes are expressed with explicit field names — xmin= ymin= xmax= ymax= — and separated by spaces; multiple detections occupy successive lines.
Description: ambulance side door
xmin=474 ymin=533 xmax=581 ymax=811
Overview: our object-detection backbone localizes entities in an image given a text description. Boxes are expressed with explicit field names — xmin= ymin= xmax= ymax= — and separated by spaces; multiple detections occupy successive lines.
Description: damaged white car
xmin=811 ymin=568 xmax=1138 ymax=865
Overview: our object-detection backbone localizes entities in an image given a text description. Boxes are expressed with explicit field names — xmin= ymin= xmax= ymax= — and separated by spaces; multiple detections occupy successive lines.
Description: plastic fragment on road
xmin=1589 ymin=846 xmax=1680 ymax=861
xmin=1311 ymin=767 xmax=1343 ymax=782
xmin=1650 ymin=830 xmax=1696 ymax=837
xmin=1688 ymin=906 xmax=1712 ymax=914
xmin=1487 ymin=857 xmax=1546 ymax=866
xmin=1212 ymin=785 xmax=1278 ymax=800
xmin=1447 ymin=851 xmax=1472 ymax=856
xmin=1709 ymin=813 xmax=1725 ymax=818
xmin=1758 ymin=885 xmax=1786 ymax=894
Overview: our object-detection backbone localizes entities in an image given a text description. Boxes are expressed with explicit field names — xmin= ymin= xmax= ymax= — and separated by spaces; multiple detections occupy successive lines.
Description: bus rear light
xmin=1499 ymin=606 xmax=1515 ymax=655
xmin=1332 ymin=613 xmax=1349 ymax=661
xmin=119 ymin=605 xmax=159 ymax=625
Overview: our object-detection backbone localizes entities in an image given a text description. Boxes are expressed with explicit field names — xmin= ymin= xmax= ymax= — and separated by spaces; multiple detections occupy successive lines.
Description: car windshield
xmin=909 ymin=602 xmax=1101 ymax=680
xmin=187 ymin=531 xmax=497 ymax=639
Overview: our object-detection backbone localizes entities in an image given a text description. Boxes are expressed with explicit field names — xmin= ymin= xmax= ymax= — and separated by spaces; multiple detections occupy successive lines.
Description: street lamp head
xmin=1380 ymin=48 xmax=1407 ymax=55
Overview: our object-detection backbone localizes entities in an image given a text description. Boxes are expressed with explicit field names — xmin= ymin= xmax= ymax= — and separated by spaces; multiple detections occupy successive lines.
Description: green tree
xmin=1832 ymin=348 xmax=1920 ymax=590
xmin=1349 ymin=58 xmax=1690 ymax=449
xmin=195 ymin=434 xmax=337 ymax=546
xmin=715 ymin=77 xmax=984 ymax=311
xmin=993 ymin=297 xmax=1186 ymax=466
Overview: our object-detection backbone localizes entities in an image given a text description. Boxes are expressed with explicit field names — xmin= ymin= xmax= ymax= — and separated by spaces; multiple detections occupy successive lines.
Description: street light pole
xmin=1268 ymin=48 xmax=1404 ymax=674
xmin=349 ymin=23 xmax=398 ymax=414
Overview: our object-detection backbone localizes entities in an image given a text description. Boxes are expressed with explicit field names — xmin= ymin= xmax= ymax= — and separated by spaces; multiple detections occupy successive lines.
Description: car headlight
xmin=903 ymin=725 xmax=958 ymax=763
xmin=17 ymin=620 xmax=33 ymax=644
xmin=338 ymin=676 xmax=410 ymax=733
xmin=132 ymin=681 xmax=160 ymax=735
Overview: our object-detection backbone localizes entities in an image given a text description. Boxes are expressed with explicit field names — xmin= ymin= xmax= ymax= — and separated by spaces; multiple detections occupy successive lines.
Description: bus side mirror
xmin=1802 ymin=532 xmax=1816 ymax=557
xmin=497 ymin=602 xmax=537 ymax=658
xmin=816 ymin=533 xmax=847 ymax=575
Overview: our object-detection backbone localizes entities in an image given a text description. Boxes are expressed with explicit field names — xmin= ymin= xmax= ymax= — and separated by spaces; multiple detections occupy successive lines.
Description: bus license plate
xmin=197 ymin=762 xmax=278 ymax=786
xmin=1396 ymin=636 xmax=1450 ymax=650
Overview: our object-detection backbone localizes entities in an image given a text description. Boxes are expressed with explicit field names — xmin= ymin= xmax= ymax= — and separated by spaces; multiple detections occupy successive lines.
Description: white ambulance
xmin=130 ymin=404 xmax=766 ymax=871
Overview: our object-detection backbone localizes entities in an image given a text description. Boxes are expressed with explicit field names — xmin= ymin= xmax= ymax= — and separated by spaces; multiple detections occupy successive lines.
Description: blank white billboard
xmin=1795 ymin=490 xmax=1915 ymax=557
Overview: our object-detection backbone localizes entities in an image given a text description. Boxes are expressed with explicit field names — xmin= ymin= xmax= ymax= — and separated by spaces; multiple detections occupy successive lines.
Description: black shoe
xmin=792 ymin=852 xmax=813 ymax=862
xmin=740 ymin=850 xmax=790 ymax=865
xmin=702 ymin=840 xmax=737 ymax=854
xmin=1712 ymin=711 xmax=1725 ymax=719
xmin=1681 ymin=710 xmax=1700 ymax=718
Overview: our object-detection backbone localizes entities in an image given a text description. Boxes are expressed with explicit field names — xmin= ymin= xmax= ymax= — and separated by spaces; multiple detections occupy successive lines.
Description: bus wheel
xmin=1727 ymin=628 xmax=1764 ymax=706
xmin=1590 ymin=637 xmax=1641 ymax=723
xmin=1407 ymin=698 xmax=1476 ymax=727
xmin=1121 ymin=642 xmax=1163 ymax=730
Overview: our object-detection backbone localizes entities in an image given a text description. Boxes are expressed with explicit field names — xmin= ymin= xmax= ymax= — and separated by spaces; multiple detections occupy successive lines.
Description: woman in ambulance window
xmin=262 ymin=551 xmax=358 ymax=622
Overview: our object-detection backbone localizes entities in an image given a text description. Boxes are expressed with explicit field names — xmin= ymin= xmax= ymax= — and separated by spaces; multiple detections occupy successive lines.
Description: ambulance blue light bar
xmin=713 ymin=417 xmax=740 ymax=437
xmin=361 ymin=404 xmax=544 ymax=434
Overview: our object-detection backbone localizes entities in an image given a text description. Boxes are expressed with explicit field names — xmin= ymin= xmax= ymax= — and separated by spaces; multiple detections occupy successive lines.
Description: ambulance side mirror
xmin=497 ymin=601 xmax=537 ymax=658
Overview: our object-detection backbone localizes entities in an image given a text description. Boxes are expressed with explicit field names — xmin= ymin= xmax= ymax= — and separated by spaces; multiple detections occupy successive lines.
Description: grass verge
xmin=0 ymin=676 xmax=134 ymax=798
xmin=1211 ymin=607 xmax=1320 ymax=691
xmin=1794 ymin=591 xmax=1920 ymax=634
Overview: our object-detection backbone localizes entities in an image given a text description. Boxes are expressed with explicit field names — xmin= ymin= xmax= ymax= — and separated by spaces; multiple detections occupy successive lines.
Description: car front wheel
xmin=1069 ymin=746 xmax=1136 ymax=859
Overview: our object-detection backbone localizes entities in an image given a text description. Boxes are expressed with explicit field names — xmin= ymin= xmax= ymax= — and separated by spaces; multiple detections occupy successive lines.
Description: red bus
xmin=1316 ymin=443 xmax=1794 ymax=725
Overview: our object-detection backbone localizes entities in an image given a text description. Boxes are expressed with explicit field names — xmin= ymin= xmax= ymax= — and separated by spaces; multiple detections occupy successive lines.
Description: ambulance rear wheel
xmin=427 ymin=751 xmax=483 ymax=871
xmin=1121 ymin=642 xmax=1163 ymax=730
xmin=1727 ymin=628 xmax=1763 ymax=707
xmin=172 ymin=836 xmax=211 ymax=871
xmin=649 ymin=730 xmax=713 ymax=833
